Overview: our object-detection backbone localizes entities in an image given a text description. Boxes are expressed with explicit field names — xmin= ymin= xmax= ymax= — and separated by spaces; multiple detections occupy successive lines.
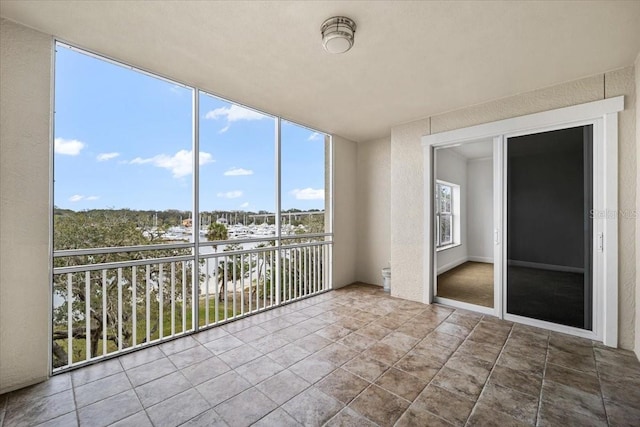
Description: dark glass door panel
xmin=506 ymin=125 xmax=593 ymax=330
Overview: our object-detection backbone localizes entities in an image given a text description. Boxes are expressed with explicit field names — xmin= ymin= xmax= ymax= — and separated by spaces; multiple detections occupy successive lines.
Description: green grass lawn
xmin=53 ymin=297 xmax=244 ymax=366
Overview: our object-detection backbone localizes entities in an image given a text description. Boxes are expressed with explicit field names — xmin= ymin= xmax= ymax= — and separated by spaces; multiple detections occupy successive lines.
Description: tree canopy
xmin=52 ymin=210 xmax=194 ymax=367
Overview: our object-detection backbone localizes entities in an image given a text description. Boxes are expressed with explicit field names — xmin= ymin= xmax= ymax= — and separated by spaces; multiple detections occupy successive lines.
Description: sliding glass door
xmin=431 ymin=126 xmax=596 ymax=331
xmin=425 ymin=97 xmax=621 ymax=344
xmin=505 ymin=125 xmax=593 ymax=330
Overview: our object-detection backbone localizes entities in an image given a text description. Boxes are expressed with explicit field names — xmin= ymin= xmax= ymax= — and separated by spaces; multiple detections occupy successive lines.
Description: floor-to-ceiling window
xmin=52 ymin=43 xmax=332 ymax=372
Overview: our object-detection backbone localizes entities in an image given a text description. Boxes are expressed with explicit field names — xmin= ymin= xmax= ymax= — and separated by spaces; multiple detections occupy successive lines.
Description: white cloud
xmin=170 ymin=85 xmax=184 ymax=94
xmin=308 ymin=132 xmax=322 ymax=141
xmin=97 ymin=152 xmax=120 ymax=161
xmin=290 ymin=188 xmax=324 ymax=200
xmin=204 ymin=105 xmax=266 ymax=133
xmin=224 ymin=167 xmax=253 ymax=176
xmin=130 ymin=150 xmax=213 ymax=178
xmin=69 ymin=194 xmax=99 ymax=202
xmin=217 ymin=191 xmax=243 ymax=199
xmin=55 ymin=138 xmax=85 ymax=156
xmin=240 ymin=202 xmax=249 ymax=208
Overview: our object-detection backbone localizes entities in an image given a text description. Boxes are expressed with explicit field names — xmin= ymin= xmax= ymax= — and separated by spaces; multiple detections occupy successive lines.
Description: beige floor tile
xmin=349 ymin=384 xmax=410 ymax=427
xmin=316 ymin=368 xmax=369 ymax=404
xmin=375 ymin=367 xmax=429 ymax=401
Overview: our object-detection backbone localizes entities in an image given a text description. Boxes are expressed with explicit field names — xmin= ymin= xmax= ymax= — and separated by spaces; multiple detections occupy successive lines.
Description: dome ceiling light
xmin=321 ymin=16 xmax=357 ymax=54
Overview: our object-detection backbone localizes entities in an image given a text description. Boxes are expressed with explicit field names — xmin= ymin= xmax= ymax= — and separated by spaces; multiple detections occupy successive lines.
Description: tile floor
xmin=1 ymin=284 xmax=639 ymax=427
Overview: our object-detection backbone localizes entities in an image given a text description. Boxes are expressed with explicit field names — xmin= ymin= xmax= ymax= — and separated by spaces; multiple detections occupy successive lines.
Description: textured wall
xmin=430 ymin=75 xmax=604 ymax=133
xmin=332 ymin=135 xmax=358 ymax=288
xmin=604 ymin=67 xmax=636 ymax=350
xmin=0 ymin=19 xmax=52 ymax=393
xmin=390 ymin=118 xmax=430 ymax=302
xmin=635 ymin=55 xmax=640 ymax=360
xmin=356 ymin=137 xmax=390 ymax=286
xmin=390 ymin=71 xmax=637 ymax=350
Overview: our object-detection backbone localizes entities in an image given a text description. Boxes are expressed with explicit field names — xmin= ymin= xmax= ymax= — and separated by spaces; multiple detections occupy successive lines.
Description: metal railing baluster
xmin=171 ymin=262 xmax=176 ymax=336
xmin=117 ymin=268 xmax=123 ymax=351
xmin=52 ymin=237 xmax=332 ymax=372
xmin=102 ymin=270 xmax=107 ymax=356
xmin=85 ymin=271 xmax=90 ymax=361
xmin=67 ymin=273 xmax=73 ymax=365
xmin=146 ymin=265 xmax=151 ymax=343
xmin=159 ymin=263 xmax=164 ymax=340
xmin=132 ymin=266 xmax=137 ymax=347
xmin=182 ymin=262 xmax=187 ymax=333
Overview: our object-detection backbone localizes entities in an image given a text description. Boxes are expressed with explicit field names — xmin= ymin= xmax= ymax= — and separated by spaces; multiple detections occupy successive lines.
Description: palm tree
xmin=205 ymin=222 xmax=228 ymax=301
xmin=205 ymin=222 xmax=228 ymax=252
xmin=216 ymin=244 xmax=251 ymax=303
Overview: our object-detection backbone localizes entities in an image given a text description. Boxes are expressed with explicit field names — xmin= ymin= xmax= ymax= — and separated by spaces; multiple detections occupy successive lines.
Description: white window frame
xmin=435 ymin=181 xmax=453 ymax=247
xmin=422 ymin=96 xmax=623 ymax=347
xmin=435 ymin=180 xmax=461 ymax=250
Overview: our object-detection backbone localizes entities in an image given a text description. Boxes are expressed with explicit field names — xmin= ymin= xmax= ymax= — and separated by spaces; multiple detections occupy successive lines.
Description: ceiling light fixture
xmin=321 ymin=16 xmax=357 ymax=54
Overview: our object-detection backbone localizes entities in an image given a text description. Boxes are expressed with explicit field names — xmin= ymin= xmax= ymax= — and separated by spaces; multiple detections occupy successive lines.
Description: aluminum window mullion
xmin=275 ymin=117 xmax=282 ymax=306
xmin=192 ymin=88 xmax=200 ymax=333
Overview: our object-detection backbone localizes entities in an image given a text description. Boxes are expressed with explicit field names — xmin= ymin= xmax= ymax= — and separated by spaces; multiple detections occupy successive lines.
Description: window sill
xmin=436 ymin=243 xmax=461 ymax=252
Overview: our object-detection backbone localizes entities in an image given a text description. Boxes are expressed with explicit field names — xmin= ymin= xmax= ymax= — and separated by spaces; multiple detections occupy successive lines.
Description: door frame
xmin=422 ymin=96 xmax=623 ymax=347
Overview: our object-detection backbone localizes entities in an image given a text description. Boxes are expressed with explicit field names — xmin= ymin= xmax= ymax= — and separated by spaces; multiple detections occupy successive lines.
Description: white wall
xmin=390 ymin=70 xmax=637 ymax=350
xmin=356 ymin=137 xmax=390 ymax=286
xmin=466 ymin=158 xmax=493 ymax=262
xmin=435 ymin=149 xmax=467 ymax=273
xmin=0 ymin=19 xmax=52 ymax=393
xmin=331 ymin=135 xmax=358 ymax=288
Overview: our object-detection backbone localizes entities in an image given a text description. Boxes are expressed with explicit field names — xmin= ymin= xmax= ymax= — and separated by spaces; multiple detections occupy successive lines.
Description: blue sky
xmin=54 ymin=44 xmax=325 ymax=213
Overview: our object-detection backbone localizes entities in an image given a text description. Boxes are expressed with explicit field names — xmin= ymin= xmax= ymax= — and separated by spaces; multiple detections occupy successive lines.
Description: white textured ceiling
xmin=2 ymin=1 xmax=640 ymax=142
xmin=448 ymin=140 xmax=494 ymax=160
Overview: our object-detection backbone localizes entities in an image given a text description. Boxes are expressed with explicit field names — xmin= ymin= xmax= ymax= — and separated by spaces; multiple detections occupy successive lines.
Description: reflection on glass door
xmin=435 ymin=140 xmax=496 ymax=310
xmin=506 ymin=125 xmax=593 ymax=330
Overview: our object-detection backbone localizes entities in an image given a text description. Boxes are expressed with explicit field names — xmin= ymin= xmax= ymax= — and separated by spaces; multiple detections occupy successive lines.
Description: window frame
xmin=435 ymin=181 xmax=454 ymax=247
xmin=435 ymin=180 xmax=460 ymax=249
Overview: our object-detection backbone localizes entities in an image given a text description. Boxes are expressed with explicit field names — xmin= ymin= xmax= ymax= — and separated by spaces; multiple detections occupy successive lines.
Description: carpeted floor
xmin=507 ymin=266 xmax=587 ymax=329
xmin=436 ymin=262 xmax=494 ymax=308
xmin=437 ymin=262 xmax=589 ymax=328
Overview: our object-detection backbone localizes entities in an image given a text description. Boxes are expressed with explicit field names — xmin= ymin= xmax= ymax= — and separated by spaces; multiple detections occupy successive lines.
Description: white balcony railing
xmin=52 ymin=236 xmax=332 ymax=372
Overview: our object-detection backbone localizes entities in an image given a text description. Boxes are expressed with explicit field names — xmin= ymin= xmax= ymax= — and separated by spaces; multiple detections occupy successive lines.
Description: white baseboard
xmin=437 ymin=256 xmax=495 ymax=275
xmin=437 ymin=257 xmax=468 ymax=275
xmin=468 ymin=256 xmax=493 ymax=264
xmin=508 ymin=259 xmax=584 ymax=274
